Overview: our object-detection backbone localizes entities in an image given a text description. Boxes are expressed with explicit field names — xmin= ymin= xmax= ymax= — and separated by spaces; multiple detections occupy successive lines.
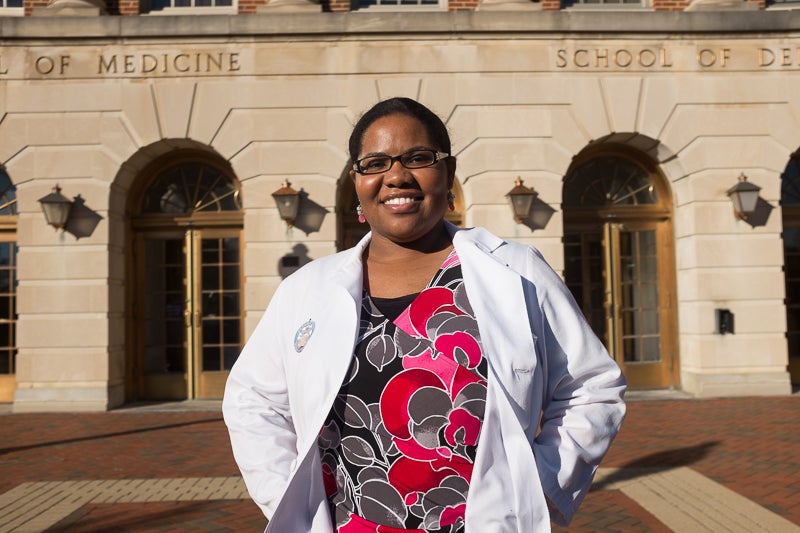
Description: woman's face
xmin=352 ymin=113 xmax=454 ymax=248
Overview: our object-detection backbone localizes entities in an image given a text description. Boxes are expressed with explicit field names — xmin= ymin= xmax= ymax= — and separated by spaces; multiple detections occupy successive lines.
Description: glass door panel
xmin=784 ymin=215 xmax=800 ymax=385
xmin=138 ymin=229 xmax=242 ymax=400
xmin=564 ymin=229 xmax=606 ymax=342
xmin=141 ymin=235 xmax=188 ymax=400
xmin=618 ymin=227 xmax=662 ymax=364
xmin=781 ymin=155 xmax=800 ymax=384
xmin=564 ymin=221 xmax=674 ymax=388
xmin=195 ymin=232 xmax=241 ymax=399
xmin=0 ymin=239 xmax=16 ymax=403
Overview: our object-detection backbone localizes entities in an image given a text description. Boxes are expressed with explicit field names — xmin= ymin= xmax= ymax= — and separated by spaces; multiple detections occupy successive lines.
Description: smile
xmin=382 ymin=197 xmax=419 ymax=205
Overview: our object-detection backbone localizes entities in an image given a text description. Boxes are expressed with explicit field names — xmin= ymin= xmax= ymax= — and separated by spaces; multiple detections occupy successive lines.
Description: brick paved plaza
xmin=1 ymin=395 xmax=798 ymax=532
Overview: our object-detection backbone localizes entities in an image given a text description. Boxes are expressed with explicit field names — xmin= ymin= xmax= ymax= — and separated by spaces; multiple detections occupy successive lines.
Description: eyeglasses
xmin=353 ymin=149 xmax=450 ymax=175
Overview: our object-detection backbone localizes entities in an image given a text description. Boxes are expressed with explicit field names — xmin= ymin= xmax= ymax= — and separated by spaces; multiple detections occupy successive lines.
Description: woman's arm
xmin=222 ymin=284 xmax=299 ymax=519
xmin=524 ymin=247 xmax=627 ymax=525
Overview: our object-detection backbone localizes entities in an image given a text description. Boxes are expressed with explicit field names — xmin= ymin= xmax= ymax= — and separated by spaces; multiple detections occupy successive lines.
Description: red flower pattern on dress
xmin=319 ymin=252 xmax=486 ymax=532
xmin=340 ymin=513 xmax=426 ymax=533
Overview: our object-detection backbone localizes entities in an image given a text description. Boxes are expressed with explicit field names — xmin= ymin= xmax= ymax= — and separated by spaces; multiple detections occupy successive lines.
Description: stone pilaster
xmin=685 ymin=0 xmax=757 ymax=11
xmin=476 ymin=0 xmax=541 ymax=10
xmin=32 ymin=0 xmax=107 ymax=15
xmin=256 ymin=0 xmax=321 ymax=12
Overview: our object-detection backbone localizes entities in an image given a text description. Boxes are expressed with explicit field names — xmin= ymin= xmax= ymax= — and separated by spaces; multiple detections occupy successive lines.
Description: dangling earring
xmin=356 ymin=204 xmax=366 ymax=224
xmin=447 ymin=191 xmax=455 ymax=212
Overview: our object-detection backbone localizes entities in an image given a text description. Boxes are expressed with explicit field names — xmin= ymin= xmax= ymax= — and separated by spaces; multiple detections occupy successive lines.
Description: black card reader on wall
xmin=715 ymin=308 xmax=734 ymax=335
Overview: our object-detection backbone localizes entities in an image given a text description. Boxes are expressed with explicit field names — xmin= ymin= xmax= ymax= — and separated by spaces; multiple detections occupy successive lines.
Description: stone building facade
xmin=0 ymin=3 xmax=798 ymax=411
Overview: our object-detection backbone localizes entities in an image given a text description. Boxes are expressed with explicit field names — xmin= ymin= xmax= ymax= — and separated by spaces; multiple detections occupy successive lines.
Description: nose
xmin=383 ymin=159 xmax=414 ymax=186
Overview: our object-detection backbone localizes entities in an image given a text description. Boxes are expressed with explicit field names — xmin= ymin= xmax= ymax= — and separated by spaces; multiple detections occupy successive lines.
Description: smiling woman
xmin=348 ymin=99 xmax=454 ymax=253
xmin=350 ymin=109 xmax=456 ymax=298
xmin=223 ymin=97 xmax=627 ymax=533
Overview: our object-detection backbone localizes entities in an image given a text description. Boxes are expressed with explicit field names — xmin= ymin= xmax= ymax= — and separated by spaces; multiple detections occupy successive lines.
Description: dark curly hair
xmin=348 ymin=97 xmax=451 ymax=162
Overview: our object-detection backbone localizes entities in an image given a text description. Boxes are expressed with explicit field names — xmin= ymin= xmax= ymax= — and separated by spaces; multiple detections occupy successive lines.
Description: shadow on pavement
xmin=0 ymin=417 xmax=221 ymax=456
xmin=47 ymin=501 xmax=212 ymax=532
xmin=592 ymin=440 xmax=720 ymax=490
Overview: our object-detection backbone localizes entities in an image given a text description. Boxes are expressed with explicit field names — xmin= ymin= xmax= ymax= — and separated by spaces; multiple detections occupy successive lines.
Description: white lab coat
xmin=223 ymin=224 xmax=626 ymax=533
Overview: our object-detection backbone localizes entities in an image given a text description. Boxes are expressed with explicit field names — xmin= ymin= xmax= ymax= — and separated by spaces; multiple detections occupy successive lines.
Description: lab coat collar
xmin=451 ymin=225 xmax=539 ymax=415
xmin=330 ymin=231 xmax=372 ymax=305
xmin=448 ymin=222 xmax=506 ymax=255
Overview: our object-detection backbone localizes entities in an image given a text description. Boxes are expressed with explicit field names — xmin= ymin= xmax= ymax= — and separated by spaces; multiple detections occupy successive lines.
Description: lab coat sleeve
xmin=222 ymin=283 xmax=298 ymax=520
xmin=525 ymin=247 xmax=626 ymax=526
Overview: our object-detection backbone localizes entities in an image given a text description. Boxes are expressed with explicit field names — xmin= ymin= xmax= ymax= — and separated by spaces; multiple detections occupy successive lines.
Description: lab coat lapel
xmin=454 ymin=229 xmax=538 ymax=411
xmin=288 ymin=234 xmax=369 ymax=450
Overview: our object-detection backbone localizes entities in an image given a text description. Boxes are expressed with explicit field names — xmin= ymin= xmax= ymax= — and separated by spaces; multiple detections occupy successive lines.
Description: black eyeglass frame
xmin=352 ymin=149 xmax=450 ymax=175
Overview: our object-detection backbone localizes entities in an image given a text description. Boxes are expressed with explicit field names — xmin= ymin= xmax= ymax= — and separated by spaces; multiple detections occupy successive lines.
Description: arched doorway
xmin=127 ymin=155 xmax=243 ymax=401
xmin=562 ymin=148 xmax=678 ymax=389
xmin=781 ymin=151 xmax=800 ymax=386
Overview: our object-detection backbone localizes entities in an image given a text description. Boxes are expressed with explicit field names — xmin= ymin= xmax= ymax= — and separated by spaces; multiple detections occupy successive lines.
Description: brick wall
xmin=538 ymin=0 xmax=765 ymax=9
xmin=653 ymin=0 xmax=689 ymax=10
xmin=19 ymin=0 xmax=768 ymax=16
xmin=238 ymin=0 xmax=260 ymax=13
xmin=118 ymin=0 xmax=138 ymax=14
xmin=23 ymin=0 xmax=47 ymax=15
xmin=449 ymin=0 xmax=479 ymax=9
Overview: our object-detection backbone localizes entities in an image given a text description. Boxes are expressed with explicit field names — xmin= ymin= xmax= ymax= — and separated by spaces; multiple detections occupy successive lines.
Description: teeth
xmin=384 ymin=197 xmax=416 ymax=205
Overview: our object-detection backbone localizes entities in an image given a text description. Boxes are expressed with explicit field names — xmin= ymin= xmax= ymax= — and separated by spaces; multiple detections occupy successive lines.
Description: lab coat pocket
xmin=506 ymin=357 xmax=537 ymax=417
xmin=484 ymin=335 xmax=538 ymax=424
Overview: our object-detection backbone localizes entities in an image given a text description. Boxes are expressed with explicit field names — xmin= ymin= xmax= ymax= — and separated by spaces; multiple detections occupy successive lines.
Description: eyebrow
xmin=358 ymin=146 xmax=435 ymax=159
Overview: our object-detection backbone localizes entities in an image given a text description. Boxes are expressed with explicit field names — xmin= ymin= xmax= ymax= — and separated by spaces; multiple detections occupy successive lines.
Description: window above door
xmin=355 ymin=0 xmax=446 ymax=11
xmin=134 ymin=159 xmax=243 ymax=229
xmin=563 ymin=148 xmax=671 ymax=220
xmin=141 ymin=0 xmax=236 ymax=14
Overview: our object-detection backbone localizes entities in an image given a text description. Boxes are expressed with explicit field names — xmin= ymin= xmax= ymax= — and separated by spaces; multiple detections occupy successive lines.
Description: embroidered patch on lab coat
xmin=294 ymin=319 xmax=315 ymax=353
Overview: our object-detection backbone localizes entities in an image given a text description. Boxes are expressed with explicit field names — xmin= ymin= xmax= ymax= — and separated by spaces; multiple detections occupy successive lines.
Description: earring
xmin=356 ymin=204 xmax=366 ymax=224
xmin=447 ymin=191 xmax=455 ymax=212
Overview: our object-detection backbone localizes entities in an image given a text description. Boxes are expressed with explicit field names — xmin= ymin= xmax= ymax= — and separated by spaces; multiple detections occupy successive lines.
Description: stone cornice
xmin=1 ymin=11 xmax=800 ymax=41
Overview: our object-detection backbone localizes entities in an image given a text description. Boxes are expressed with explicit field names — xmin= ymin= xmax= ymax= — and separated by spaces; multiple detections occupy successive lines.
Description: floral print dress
xmin=318 ymin=251 xmax=488 ymax=533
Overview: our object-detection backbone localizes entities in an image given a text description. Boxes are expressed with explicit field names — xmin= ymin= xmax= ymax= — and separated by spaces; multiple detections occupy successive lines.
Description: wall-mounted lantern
xmin=271 ymin=180 xmax=301 ymax=227
xmin=726 ymin=173 xmax=761 ymax=220
xmin=505 ymin=177 xmax=538 ymax=223
xmin=38 ymin=185 xmax=73 ymax=231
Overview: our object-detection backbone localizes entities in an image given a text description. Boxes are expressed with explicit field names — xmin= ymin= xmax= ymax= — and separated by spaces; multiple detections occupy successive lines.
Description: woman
xmin=222 ymin=97 xmax=626 ymax=533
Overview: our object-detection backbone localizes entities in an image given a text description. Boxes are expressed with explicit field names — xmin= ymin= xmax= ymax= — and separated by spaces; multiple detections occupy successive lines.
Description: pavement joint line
xmin=0 ymin=483 xmax=39 ymax=523
xmin=56 ymin=480 xmax=102 ymax=505
xmin=222 ymin=476 xmax=250 ymax=499
xmin=177 ymin=478 xmax=198 ymax=502
xmin=127 ymin=478 xmax=159 ymax=503
xmin=161 ymin=478 xmax=189 ymax=501
xmin=0 ymin=483 xmax=43 ymax=500
xmin=595 ymin=467 xmax=800 ymax=533
xmin=0 ymin=481 xmax=83 ymax=532
xmin=101 ymin=479 xmax=138 ymax=504
xmin=0 ymin=477 xmax=247 ymax=532
xmin=144 ymin=478 xmax=174 ymax=501
xmin=1 ymin=470 xmax=797 ymax=532
xmin=10 ymin=500 xmax=88 ymax=533
xmin=652 ymin=469 xmax=758 ymax=531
